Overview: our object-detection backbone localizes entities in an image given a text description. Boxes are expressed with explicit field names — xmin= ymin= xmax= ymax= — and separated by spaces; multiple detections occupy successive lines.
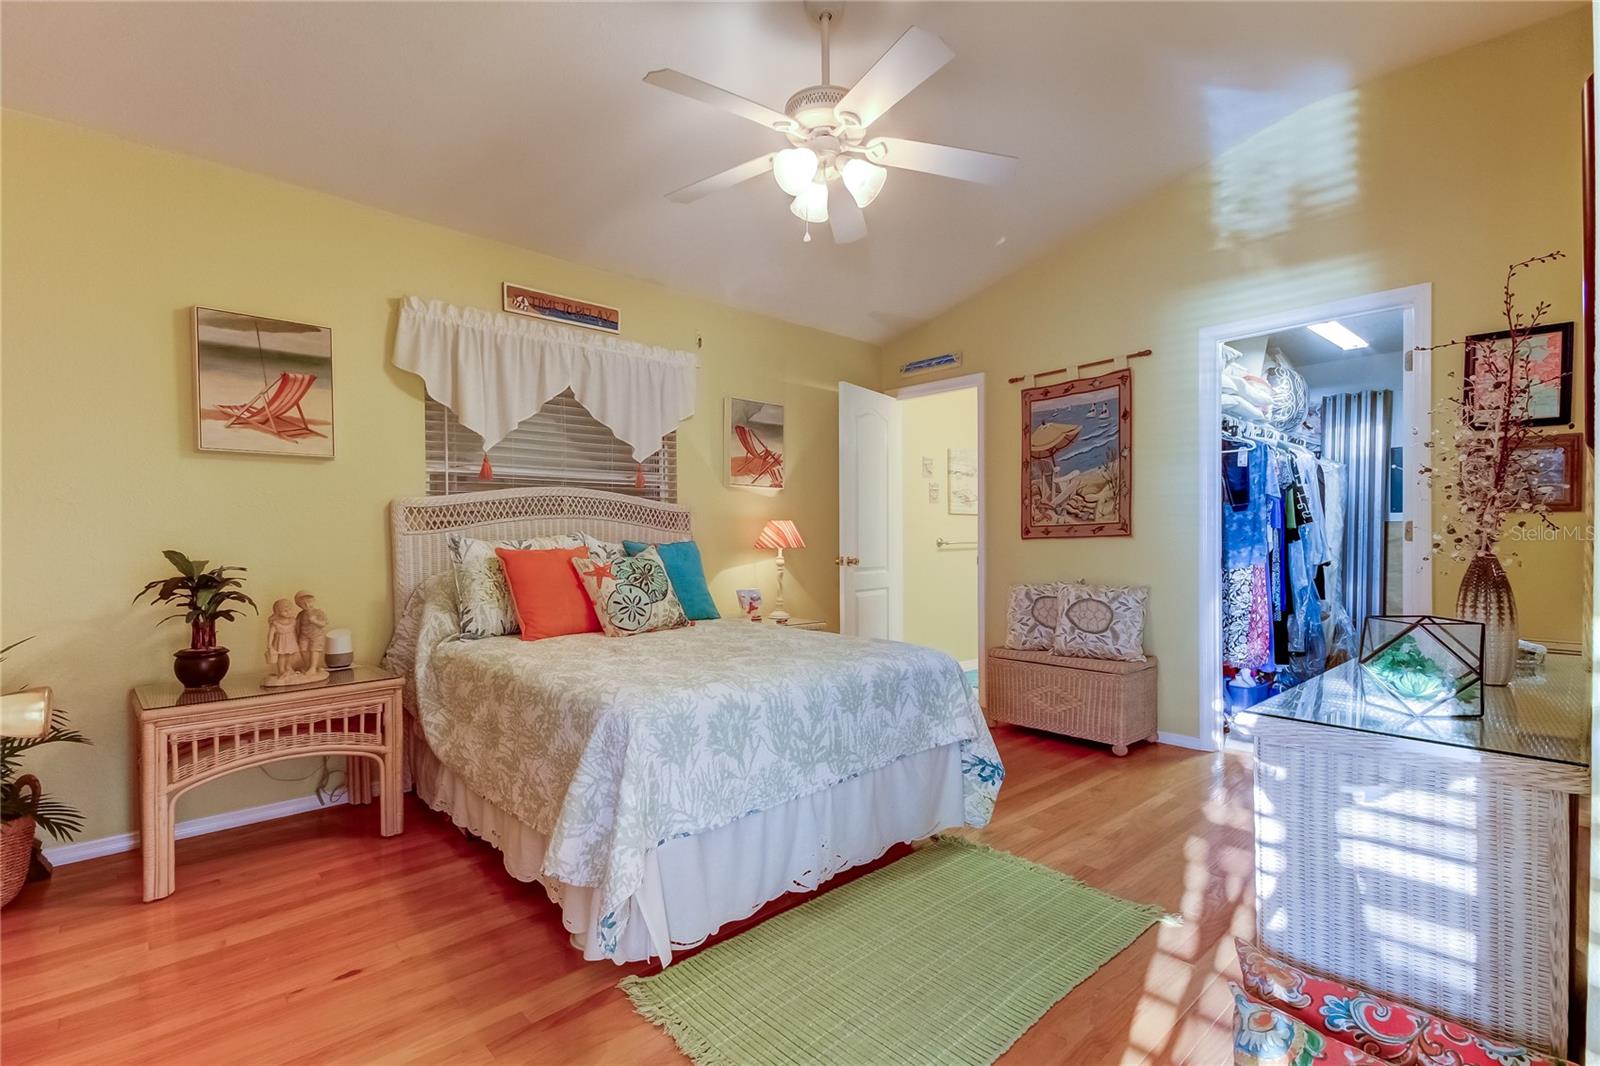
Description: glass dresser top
xmin=134 ymin=665 xmax=398 ymax=711
xmin=1242 ymin=655 xmax=1591 ymax=767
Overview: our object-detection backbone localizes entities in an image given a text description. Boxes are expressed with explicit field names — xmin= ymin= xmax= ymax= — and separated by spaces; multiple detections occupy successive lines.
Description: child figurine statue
xmin=262 ymin=590 xmax=331 ymax=687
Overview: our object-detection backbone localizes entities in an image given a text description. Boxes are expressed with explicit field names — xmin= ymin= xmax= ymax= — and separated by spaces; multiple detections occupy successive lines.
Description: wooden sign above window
xmin=502 ymin=283 xmax=620 ymax=335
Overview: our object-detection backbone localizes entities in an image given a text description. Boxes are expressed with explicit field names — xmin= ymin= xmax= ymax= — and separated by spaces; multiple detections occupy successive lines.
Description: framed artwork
xmin=948 ymin=448 xmax=977 ymax=515
xmin=735 ymin=588 xmax=762 ymax=620
xmin=193 ymin=307 xmax=333 ymax=457
xmin=1021 ymin=368 xmax=1132 ymax=538
xmin=1514 ymin=431 xmax=1584 ymax=512
xmin=503 ymin=282 xmax=620 ymax=334
xmin=1463 ymin=321 xmax=1574 ymax=428
xmin=726 ymin=397 xmax=784 ymax=489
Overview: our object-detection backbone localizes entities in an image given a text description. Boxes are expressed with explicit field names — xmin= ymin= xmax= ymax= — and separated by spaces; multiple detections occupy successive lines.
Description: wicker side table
xmin=130 ymin=666 xmax=404 ymax=902
xmin=985 ymin=647 xmax=1158 ymax=755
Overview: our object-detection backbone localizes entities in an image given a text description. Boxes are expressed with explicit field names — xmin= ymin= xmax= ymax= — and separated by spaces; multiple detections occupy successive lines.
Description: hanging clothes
xmin=1221 ymin=429 xmax=1339 ymax=684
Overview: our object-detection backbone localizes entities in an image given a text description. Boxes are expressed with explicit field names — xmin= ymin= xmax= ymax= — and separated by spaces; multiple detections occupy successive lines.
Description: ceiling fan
xmin=643 ymin=2 xmax=1019 ymax=244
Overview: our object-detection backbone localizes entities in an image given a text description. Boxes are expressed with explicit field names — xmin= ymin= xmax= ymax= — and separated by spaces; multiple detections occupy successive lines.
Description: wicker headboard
xmin=389 ymin=486 xmax=694 ymax=624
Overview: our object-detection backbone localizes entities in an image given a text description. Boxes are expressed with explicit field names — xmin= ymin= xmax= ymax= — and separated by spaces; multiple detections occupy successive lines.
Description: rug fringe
xmin=621 ymin=976 xmax=737 ymax=1066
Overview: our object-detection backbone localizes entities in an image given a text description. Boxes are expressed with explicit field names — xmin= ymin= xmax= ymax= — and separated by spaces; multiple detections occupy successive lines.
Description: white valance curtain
xmin=393 ymin=296 xmax=697 ymax=462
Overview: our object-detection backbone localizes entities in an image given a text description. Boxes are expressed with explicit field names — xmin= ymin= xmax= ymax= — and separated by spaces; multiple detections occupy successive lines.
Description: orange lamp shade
xmin=754 ymin=519 xmax=805 ymax=550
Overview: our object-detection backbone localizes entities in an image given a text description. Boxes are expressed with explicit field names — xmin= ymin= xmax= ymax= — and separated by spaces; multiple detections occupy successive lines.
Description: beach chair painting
xmin=194 ymin=307 xmax=334 ymax=457
xmin=726 ymin=397 xmax=784 ymax=490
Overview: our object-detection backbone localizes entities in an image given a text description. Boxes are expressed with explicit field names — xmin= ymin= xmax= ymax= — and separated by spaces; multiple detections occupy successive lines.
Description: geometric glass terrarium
xmin=1358 ymin=614 xmax=1484 ymax=718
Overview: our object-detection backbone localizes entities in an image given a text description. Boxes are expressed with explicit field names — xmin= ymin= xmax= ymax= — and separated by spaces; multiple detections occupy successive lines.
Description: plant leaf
xmin=162 ymin=550 xmax=197 ymax=578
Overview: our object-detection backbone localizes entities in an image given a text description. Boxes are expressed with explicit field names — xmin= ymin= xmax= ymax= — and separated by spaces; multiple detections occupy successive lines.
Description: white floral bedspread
xmin=388 ymin=577 xmax=1003 ymax=957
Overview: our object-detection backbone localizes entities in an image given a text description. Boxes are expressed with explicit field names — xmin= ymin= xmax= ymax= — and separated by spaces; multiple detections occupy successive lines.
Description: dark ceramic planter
xmin=173 ymin=647 xmax=230 ymax=689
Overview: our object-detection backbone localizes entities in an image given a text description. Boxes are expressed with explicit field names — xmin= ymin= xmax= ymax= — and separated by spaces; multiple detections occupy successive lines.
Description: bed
xmin=382 ymin=486 xmax=1003 ymax=964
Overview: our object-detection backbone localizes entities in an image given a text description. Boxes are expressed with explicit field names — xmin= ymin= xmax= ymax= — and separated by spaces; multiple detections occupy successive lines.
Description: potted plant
xmin=1 ymin=639 xmax=89 ymax=908
xmin=1421 ymin=251 xmax=1564 ymax=685
xmin=134 ymin=550 xmax=257 ymax=688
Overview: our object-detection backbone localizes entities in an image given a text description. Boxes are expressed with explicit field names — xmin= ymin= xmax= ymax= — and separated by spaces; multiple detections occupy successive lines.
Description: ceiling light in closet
xmin=1307 ymin=320 xmax=1369 ymax=350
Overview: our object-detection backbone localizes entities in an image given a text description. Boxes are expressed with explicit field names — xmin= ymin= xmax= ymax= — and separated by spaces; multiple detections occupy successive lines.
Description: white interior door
xmin=838 ymin=382 xmax=903 ymax=639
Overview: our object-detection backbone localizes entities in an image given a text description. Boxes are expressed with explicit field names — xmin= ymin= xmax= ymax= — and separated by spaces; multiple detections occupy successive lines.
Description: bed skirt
xmin=408 ymin=723 xmax=966 ymax=964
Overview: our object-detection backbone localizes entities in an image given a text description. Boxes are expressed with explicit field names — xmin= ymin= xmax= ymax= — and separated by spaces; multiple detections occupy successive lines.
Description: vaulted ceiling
xmin=1 ymin=1 xmax=1573 ymax=342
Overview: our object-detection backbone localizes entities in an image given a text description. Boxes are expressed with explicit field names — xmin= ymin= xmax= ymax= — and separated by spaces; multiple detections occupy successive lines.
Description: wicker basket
xmin=1 ymin=774 xmax=40 ymax=908
xmin=986 ymin=648 xmax=1158 ymax=755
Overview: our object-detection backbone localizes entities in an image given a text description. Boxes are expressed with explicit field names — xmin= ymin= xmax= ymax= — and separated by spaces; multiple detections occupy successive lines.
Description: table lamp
xmin=754 ymin=520 xmax=805 ymax=623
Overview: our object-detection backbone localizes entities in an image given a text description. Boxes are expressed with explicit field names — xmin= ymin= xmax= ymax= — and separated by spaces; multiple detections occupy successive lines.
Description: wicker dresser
xmin=985 ymin=647 xmax=1158 ymax=755
xmin=1237 ymin=655 xmax=1590 ymax=1058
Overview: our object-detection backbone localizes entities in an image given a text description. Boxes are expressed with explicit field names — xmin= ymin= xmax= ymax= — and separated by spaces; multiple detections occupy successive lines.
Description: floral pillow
xmin=1005 ymin=583 xmax=1065 ymax=650
xmin=1235 ymin=939 xmax=1573 ymax=1066
xmin=1231 ymin=982 xmax=1381 ymax=1066
xmin=571 ymin=546 xmax=690 ymax=637
xmin=1052 ymin=582 xmax=1148 ymax=662
xmin=447 ymin=533 xmax=583 ymax=638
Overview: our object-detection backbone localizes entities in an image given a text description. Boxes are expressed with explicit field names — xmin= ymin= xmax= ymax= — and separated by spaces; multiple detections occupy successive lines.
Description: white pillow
xmin=1052 ymin=582 xmax=1149 ymax=662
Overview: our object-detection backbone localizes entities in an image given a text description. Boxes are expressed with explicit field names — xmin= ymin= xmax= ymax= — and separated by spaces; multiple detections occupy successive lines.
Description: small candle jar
xmin=325 ymin=628 xmax=354 ymax=670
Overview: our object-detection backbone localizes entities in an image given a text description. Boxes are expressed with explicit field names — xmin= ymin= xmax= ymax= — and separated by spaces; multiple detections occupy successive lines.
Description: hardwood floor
xmin=0 ymin=727 xmax=1254 ymax=1065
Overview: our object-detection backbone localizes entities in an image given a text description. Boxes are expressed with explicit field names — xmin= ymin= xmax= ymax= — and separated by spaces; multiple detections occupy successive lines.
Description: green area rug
xmin=620 ymin=836 xmax=1163 ymax=1066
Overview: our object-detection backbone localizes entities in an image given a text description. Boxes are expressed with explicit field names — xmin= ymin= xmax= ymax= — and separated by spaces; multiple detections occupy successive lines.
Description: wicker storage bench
xmin=986 ymin=647 xmax=1158 ymax=755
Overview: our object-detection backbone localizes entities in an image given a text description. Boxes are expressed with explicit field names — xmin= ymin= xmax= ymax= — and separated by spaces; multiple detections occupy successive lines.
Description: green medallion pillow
xmin=447 ymin=532 xmax=584 ymax=638
xmin=571 ymin=546 xmax=690 ymax=637
xmin=622 ymin=539 xmax=720 ymax=621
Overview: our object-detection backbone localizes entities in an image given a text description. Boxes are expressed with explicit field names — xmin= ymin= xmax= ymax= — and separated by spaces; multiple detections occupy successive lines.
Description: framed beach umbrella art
xmin=1021 ymin=368 xmax=1133 ymax=538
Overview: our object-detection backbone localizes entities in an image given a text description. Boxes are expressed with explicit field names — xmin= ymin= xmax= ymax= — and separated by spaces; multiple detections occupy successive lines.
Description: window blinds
xmin=425 ymin=389 xmax=676 ymax=501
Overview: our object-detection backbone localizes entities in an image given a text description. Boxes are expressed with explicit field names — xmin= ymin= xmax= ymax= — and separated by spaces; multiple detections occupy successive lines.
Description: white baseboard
xmin=1156 ymin=730 xmax=1218 ymax=752
xmin=43 ymin=793 xmax=344 ymax=866
xmin=959 ymin=659 xmax=979 ymax=671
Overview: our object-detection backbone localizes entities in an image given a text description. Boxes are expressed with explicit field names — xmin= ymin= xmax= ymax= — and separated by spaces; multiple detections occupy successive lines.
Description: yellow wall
xmin=0 ymin=111 xmax=877 ymax=841
xmin=900 ymin=388 xmax=980 ymax=663
xmin=879 ymin=10 xmax=1592 ymax=738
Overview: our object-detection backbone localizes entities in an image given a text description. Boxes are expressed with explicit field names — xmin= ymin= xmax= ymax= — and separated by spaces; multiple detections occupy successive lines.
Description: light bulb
xmin=841 ymin=157 xmax=886 ymax=209
xmin=772 ymin=147 xmax=819 ymax=197
xmin=789 ymin=180 xmax=829 ymax=224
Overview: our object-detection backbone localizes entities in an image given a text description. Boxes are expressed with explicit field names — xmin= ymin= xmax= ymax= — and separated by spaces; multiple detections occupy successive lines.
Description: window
xmin=425 ymin=390 xmax=676 ymax=501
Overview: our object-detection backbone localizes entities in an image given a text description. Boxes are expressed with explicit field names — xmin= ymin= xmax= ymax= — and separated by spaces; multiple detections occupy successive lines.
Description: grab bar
xmin=935 ymin=538 xmax=977 ymax=549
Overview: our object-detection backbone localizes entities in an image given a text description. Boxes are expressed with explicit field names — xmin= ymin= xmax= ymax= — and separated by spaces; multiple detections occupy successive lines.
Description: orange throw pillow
xmin=496 ymin=546 xmax=601 ymax=641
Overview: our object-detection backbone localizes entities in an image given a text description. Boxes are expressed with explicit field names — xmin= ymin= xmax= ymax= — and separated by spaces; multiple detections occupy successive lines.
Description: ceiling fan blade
xmin=666 ymin=154 xmax=775 ymax=203
xmin=828 ymin=182 xmax=867 ymax=244
xmin=835 ymin=27 xmax=954 ymax=130
xmin=643 ymin=69 xmax=796 ymax=132
xmin=868 ymin=137 xmax=1019 ymax=185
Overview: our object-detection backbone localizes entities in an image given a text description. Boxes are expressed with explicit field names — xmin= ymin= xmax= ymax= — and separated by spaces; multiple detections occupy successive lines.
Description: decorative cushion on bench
xmin=1230 ymin=982 xmax=1381 ymax=1066
xmin=1235 ymin=938 xmax=1574 ymax=1066
xmin=1004 ymin=583 xmax=1064 ymax=650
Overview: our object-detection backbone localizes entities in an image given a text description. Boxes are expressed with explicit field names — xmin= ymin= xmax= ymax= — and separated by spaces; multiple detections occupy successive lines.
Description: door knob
xmin=833 ymin=555 xmax=859 ymax=567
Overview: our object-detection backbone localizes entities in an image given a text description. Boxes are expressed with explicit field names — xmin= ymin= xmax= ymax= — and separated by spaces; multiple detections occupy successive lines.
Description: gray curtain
xmin=1321 ymin=390 xmax=1391 ymax=637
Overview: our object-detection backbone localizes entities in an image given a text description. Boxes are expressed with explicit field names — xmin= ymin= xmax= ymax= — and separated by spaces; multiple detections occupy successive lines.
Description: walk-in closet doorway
xmin=1195 ymin=284 xmax=1433 ymax=750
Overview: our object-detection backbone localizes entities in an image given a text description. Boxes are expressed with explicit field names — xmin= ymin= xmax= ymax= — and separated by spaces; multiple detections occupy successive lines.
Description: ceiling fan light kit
xmin=644 ymin=2 xmax=1018 ymax=244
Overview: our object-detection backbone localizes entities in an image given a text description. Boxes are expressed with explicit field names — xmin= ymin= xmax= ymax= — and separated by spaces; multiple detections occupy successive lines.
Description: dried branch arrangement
xmin=1420 ymin=251 xmax=1565 ymax=564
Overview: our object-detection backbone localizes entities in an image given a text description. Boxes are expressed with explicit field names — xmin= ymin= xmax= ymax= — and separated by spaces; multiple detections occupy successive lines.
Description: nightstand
xmin=760 ymin=618 xmax=829 ymax=632
xmin=130 ymin=666 xmax=403 ymax=902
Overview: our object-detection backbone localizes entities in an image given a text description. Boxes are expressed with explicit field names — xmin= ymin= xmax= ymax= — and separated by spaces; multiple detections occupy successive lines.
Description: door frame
xmin=893 ymin=372 xmax=987 ymax=679
xmin=1196 ymin=283 xmax=1432 ymax=751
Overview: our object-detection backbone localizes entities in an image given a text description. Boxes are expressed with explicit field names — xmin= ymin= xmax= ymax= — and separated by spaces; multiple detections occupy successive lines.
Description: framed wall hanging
xmin=502 ymin=283 xmax=620 ymax=334
xmin=1021 ymin=368 xmax=1132 ymax=538
xmin=193 ymin=307 xmax=334 ymax=458
xmin=726 ymin=397 xmax=784 ymax=490
xmin=947 ymin=447 xmax=977 ymax=515
xmin=1514 ymin=431 xmax=1584 ymax=512
xmin=1463 ymin=321 xmax=1574 ymax=428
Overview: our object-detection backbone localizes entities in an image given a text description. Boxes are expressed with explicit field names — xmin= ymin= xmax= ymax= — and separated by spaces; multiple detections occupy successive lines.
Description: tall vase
xmin=1456 ymin=551 xmax=1518 ymax=686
